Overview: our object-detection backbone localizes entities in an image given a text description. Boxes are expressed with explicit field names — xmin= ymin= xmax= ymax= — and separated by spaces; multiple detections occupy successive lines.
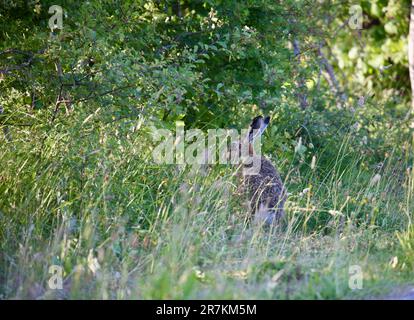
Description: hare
xmin=233 ymin=115 xmax=287 ymax=225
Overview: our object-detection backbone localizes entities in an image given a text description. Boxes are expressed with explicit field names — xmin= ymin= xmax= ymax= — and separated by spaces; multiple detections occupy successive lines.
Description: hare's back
xmin=245 ymin=156 xmax=286 ymax=214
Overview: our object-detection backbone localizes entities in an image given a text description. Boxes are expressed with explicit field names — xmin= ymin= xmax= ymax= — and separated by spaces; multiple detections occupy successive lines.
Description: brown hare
xmin=234 ymin=115 xmax=287 ymax=225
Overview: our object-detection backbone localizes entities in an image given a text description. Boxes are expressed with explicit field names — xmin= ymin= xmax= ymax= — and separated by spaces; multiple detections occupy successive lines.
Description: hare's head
xmin=247 ymin=115 xmax=270 ymax=155
xmin=229 ymin=115 xmax=270 ymax=164
xmin=248 ymin=115 xmax=270 ymax=142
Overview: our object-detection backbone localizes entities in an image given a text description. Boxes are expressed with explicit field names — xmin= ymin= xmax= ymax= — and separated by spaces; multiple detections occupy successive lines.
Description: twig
xmin=0 ymin=105 xmax=12 ymax=142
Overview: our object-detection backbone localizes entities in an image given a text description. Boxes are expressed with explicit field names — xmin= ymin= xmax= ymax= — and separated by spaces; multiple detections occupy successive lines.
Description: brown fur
xmin=231 ymin=115 xmax=287 ymax=224
xmin=242 ymin=155 xmax=286 ymax=222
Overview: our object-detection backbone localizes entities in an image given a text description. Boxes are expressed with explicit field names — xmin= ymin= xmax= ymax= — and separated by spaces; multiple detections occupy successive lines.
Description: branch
xmin=292 ymin=39 xmax=309 ymax=109
xmin=0 ymin=49 xmax=36 ymax=75
xmin=72 ymin=84 xmax=136 ymax=104
xmin=317 ymin=42 xmax=347 ymax=104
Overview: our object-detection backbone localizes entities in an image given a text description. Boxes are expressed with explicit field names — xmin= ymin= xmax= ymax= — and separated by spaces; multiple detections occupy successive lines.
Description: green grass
xmin=1 ymin=115 xmax=414 ymax=299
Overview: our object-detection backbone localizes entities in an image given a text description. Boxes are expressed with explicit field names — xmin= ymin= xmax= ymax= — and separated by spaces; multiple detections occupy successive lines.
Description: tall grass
xmin=0 ymin=113 xmax=413 ymax=299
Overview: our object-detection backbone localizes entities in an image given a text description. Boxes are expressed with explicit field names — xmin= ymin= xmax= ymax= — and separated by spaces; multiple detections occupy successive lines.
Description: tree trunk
xmin=409 ymin=0 xmax=414 ymax=112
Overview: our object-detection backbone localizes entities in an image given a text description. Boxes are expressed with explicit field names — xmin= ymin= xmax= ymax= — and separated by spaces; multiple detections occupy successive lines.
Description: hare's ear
xmin=249 ymin=115 xmax=270 ymax=142
xmin=262 ymin=116 xmax=270 ymax=129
